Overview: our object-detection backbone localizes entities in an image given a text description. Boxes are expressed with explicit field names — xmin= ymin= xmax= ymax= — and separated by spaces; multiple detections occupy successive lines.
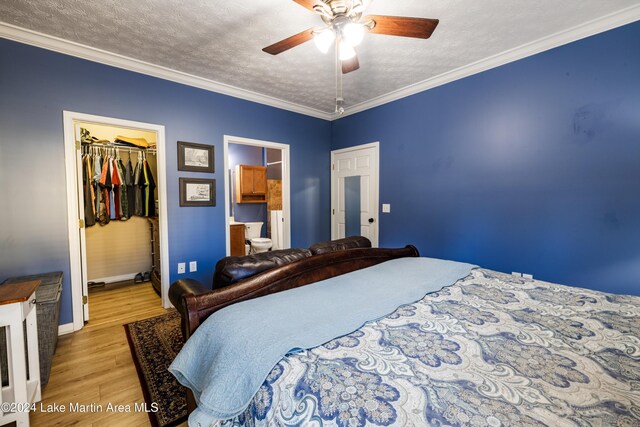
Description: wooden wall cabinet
xmin=235 ymin=165 xmax=267 ymax=203
xmin=230 ymin=223 xmax=246 ymax=256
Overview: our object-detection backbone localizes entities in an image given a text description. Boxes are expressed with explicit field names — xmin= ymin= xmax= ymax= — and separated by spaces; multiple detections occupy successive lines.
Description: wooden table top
xmin=0 ymin=280 xmax=40 ymax=305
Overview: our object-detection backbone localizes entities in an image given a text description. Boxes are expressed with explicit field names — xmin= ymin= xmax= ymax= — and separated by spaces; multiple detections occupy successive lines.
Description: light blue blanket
xmin=169 ymin=257 xmax=476 ymax=425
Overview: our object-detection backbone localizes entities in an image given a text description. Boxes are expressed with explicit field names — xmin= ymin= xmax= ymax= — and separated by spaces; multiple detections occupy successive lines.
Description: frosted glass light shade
xmin=343 ymin=22 xmax=365 ymax=46
xmin=339 ymin=40 xmax=356 ymax=60
xmin=313 ymin=28 xmax=335 ymax=54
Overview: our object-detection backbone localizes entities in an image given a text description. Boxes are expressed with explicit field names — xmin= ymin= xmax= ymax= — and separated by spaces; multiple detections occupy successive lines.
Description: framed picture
xmin=178 ymin=141 xmax=214 ymax=173
xmin=179 ymin=178 xmax=216 ymax=207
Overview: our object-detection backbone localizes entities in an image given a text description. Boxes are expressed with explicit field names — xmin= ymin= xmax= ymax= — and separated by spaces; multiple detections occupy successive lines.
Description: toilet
xmin=244 ymin=222 xmax=272 ymax=254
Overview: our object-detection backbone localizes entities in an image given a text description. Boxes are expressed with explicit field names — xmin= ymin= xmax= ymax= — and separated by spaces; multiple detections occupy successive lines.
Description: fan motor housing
xmin=326 ymin=0 xmax=349 ymax=15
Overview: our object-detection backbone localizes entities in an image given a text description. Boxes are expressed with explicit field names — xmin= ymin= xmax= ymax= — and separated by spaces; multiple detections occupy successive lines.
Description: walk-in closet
xmin=76 ymin=121 xmax=163 ymax=323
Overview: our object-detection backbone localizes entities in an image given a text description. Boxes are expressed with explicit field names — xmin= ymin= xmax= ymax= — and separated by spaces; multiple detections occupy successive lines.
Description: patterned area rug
xmin=124 ymin=310 xmax=187 ymax=427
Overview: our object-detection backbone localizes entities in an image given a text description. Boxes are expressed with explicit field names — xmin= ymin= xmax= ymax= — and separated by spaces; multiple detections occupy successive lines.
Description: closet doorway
xmin=63 ymin=112 xmax=170 ymax=332
xmin=223 ymin=135 xmax=291 ymax=256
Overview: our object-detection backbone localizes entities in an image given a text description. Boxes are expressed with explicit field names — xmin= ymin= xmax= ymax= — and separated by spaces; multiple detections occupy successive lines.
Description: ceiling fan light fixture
xmin=313 ymin=28 xmax=335 ymax=54
xmin=338 ymin=39 xmax=356 ymax=60
xmin=343 ymin=22 xmax=365 ymax=46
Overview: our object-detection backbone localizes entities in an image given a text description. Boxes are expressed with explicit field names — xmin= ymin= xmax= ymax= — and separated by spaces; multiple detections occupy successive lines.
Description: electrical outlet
xmin=178 ymin=262 xmax=186 ymax=274
xmin=522 ymin=273 xmax=533 ymax=279
xmin=382 ymin=204 xmax=391 ymax=213
xmin=189 ymin=261 xmax=197 ymax=272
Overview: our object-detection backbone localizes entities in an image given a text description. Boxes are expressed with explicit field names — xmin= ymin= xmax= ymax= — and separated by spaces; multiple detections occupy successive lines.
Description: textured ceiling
xmin=1 ymin=0 xmax=638 ymax=115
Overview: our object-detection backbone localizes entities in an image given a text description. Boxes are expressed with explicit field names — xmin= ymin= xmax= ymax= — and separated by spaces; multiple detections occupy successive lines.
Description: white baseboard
xmin=58 ymin=323 xmax=74 ymax=336
xmin=89 ymin=273 xmax=140 ymax=284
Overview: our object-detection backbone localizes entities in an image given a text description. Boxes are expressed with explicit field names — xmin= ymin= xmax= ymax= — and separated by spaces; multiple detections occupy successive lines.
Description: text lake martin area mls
xmin=34 ymin=402 xmax=159 ymax=414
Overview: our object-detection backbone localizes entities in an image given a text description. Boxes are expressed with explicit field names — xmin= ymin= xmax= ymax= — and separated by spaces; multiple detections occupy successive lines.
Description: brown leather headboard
xmin=180 ymin=245 xmax=419 ymax=339
xmin=309 ymin=236 xmax=372 ymax=255
xmin=212 ymin=248 xmax=312 ymax=289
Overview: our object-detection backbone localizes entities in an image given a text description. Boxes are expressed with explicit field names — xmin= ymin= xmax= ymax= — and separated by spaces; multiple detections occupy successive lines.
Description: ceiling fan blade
xmin=262 ymin=28 xmax=315 ymax=55
xmin=342 ymin=55 xmax=360 ymax=74
xmin=364 ymin=15 xmax=439 ymax=39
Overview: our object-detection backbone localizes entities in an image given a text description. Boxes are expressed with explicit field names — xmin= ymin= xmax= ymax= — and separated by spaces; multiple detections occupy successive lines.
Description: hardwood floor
xmin=29 ymin=282 xmax=186 ymax=426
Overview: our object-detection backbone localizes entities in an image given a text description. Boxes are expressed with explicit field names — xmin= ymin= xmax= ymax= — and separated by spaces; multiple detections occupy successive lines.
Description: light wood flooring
xmin=29 ymin=282 xmax=186 ymax=426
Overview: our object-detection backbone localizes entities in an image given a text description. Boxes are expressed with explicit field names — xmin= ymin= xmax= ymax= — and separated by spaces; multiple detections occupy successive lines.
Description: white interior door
xmin=331 ymin=143 xmax=379 ymax=247
xmin=74 ymin=124 xmax=90 ymax=322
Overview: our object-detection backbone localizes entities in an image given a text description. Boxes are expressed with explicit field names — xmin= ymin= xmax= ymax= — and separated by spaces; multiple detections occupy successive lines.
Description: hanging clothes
xmin=111 ymin=157 xmax=123 ymax=220
xmin=142 ymin=159 xmax=149 ymax=217
xmin=116 ymin=156 xmax=129 ymax=221
xmin=98 ymin=152 xmax=112 ymax=225
xmin=82 ymin=144 xmax=156 ymax=225
xmin=93 ymin=152 xmax=102 ymax=220
xmin=125 ymin=157 xmax=135 ymax=217
xmin=144 ymin=159 xmax=157 ymax=217
xmin=133 ymin=160 xmax=144 ymax=216
xmin=82 ymin=153 xmax=96 ymax=227
xmin=109 ymin=158 xmax=117 ymax=220
xmin=87 ymin=155 xmax=96 ymax=222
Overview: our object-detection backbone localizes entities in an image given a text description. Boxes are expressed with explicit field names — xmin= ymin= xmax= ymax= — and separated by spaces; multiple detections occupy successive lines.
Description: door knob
xmin=368 ymin=218 xmax=375 ymax=223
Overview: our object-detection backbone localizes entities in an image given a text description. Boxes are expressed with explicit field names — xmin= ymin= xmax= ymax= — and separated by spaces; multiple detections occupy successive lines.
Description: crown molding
xmin=332 ymin=4 xmax=640 ymax=120
xmin=2 ymin=4 xmax=638 ymax=123
xmin=0 ymin=22 xmax=333 ymax=121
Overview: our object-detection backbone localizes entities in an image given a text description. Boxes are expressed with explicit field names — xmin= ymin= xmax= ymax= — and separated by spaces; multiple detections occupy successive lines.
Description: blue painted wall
xmin=332 ymin=22 xmax=640 ymax=295
xmin=0 ymin=39 xmax=332 ymax=325
xmin=1 ymin=19 xmax=638 ymax=331
xmin=229 ymin=143 xmax=267 ymax=236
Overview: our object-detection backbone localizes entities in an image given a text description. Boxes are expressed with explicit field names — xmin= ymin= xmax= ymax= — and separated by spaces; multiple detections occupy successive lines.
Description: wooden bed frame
xmin=169 ymin=245 xmax=420 ymax=413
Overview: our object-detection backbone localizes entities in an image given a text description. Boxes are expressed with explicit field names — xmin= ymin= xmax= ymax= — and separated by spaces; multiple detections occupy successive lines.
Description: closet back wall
xmin=331 ymin=21 xmax=640 ymax=296
xmin=0 ymin=38 xmax=332 ymax=326
xmin=86 ymin=218 xmax=152 ymax=282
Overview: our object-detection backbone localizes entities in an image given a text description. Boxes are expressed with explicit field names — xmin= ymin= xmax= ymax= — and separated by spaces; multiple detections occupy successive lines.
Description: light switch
xmin=178 ymin=263 xmax=186 ymax=274
xmin=382 ymin=204 xmax=391 ymax=213
xmin=189 ymin=261 xmax=197 ymax=272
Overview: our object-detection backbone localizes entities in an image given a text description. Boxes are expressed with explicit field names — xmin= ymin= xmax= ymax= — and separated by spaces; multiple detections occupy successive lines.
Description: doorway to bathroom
xmin=223 ymin=135 xmax=291 ymax=256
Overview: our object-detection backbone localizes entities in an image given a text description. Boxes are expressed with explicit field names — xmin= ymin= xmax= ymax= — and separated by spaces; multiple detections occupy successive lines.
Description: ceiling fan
xmin=263 ymin=0 xmax=439 ymax=74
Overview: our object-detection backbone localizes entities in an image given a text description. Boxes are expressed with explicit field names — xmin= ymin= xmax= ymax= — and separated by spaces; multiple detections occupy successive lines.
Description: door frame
xmin=63 ymin=111 xmax=171 ymax=332
xmin=223 ymin=135 xmax=291 ymax=255
xmin=331 ymin=142 xmax=380 ymax=247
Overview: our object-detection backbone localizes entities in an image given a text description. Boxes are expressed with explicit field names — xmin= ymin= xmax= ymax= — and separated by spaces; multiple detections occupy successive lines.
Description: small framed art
xmin=177 ymin=141 xmax=214 ymax=173
xmin=179 ymin=178 xmax=216 ymax=207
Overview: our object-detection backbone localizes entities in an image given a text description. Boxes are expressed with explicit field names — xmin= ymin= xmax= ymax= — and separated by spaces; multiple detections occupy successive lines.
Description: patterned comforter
xmin=221 ymin=269 xmax=640 ymax=427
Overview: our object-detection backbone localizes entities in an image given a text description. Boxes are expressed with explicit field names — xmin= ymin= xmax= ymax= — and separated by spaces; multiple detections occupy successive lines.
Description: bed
xmin=169 ymin=246 xmax=640 ymax=427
